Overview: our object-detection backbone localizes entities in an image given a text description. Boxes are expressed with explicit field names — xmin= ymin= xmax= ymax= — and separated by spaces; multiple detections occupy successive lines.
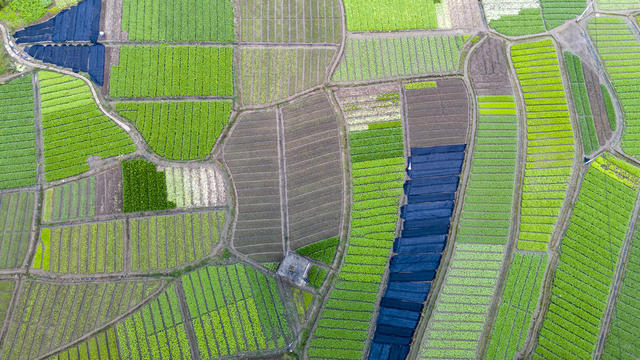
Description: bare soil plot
xmin=335 ymin=83 xmax=402 ymax=132
xmin=583 ymin=63 xmax=613 ymax=146
xmin=469 ymin=37 xmax=512 ymax=96
xmin=223 ymin=111 xmax=284 ymax=262
xmin=0 ymin=279 xmax=163 ymax=360
xmin=448 ymin=0 xmax=484 ymax=29
xmin=405 ymin=78 xmax=470 ymax=147
xmin=95 ymin=166 xmax=123 ymax=216
xmin=100 ymin=0 xmax=127 ymax=41
xmin=238 ymin=0 xmax=343 ymax=44
xmin=282 ymin=92 xmax=343 ymax=250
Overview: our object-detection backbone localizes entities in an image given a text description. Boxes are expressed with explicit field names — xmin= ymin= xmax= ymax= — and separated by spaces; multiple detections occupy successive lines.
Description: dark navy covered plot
xmin=368 ymin=144 xmax=466 ymax=360
xmin=25 ymin=44 xmax=105 ymax=85
xmin=14 ymin=0 xmax=102 ymax=44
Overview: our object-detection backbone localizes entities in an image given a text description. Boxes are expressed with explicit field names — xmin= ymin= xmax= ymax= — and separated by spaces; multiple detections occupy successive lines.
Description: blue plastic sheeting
xmin=25 ymin=44 xmax=105 ymax=85
xmin=15 ymin=0 xmax=102 ymax=43
xmin=369 ymin=145 xmax=466 ymax=360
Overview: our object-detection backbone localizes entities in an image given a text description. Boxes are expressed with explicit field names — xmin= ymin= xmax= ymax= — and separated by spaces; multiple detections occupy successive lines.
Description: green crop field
xmin=181 ymin=263 xmax=293 ymax=358
xmin=588 ymin=17 xmax=640 ymax=157
xmin=109 ymin=46 xmax=233 ymax=98
xmin=510 ymin=39 xmax=575 ymax=252
xmin=457 ymin=96 xmax=518 ymax=244
xmin=487 ymin=252 xmax=547 ymax=359
xmin=0 ymin=191 xmax=34 ymax=269
xmin=121 ymin=0 xmax=234 ymax=42
xmin=342 ymin=0 xmax=439 ymax=31
xmin=39 ymin=71 xmax=136 ymax=181
xmin=0 ymin=75 xmax=37 ymax=190
xmin=0 ymin=279 xmax=163 ymax=359
xmin=5 ymin=2 xmax=640 ymax=359
xmin=565 ymin=52 xmax=599 ymax=155
xmin=533 ymin=154 xmax=640 ymax=359
xmin=33 ymin=220 xmax=126 ymax=273
xmin=306 ymin=120 xmax=404 ymax=359
xmin=601 ymin=219 xmax=640 ymax=359
xmin=418 ymin=243 xmax=506 ymax=359
xmin=296 ymin=237 xmax=339 ymax=265
xmin=333 ymin=35 xmax=466 ymax=82
xmin=116 ymin=101 xmax=231 ymax=160
xmin=130 ymin=211 xmax=225 ymax=272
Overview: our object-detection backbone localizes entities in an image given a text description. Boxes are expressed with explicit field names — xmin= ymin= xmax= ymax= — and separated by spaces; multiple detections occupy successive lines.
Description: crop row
xmin=533 ymin=154 xmax=640 ymax=359
xmin=564 ymin=52 xmax=599 ymax=155
xmin=0 ymin=281 xmax=15 ymax=329
xmin=457 ymin=96 xmax=518 ymax=244
xmin=296 ymin=236 xmax=339 ymax=265
xmin=342 ymin=0 xmax=439 ymax=31
xmin=33 ymin=220 xmax=125 ymax=273
xmin=115 ymin=284 xmax=192 ymax=359
xmin=510 ymin=39 xmax=575 ymax=252
xmin=418 ymin=243 xmax=505 ymax=359
xmin=109 ymin=46 xmax=233 ymax=98
xmin=0 ymin=74 xmax=37 ymax=190
xmin=306 ymin=120 xmax=405 ymax=359
xmin=238 ymin=0 xmax=342 ymax=43
xmin=335 ymin=84 xmax=402 ymax=132
xmin=164 ymin=166 xmax=227 ymax=208
xmin=486 ymin=252 xmax=547 ymax=360
xmin=601 ymin=218 xmax=640 ymax=359
xmin=39 ymin=71 xmax=136 ymax=181
xmin=0 ymin=279 xmax=163 ymax=360
xmin=239 ymin=47 xmax=335 ymax=106
xmin=333 ymin=35 xmax=466 ymax=83
xmin=122 ymin=159 xmax=175 ymax=213
xmin=0 ymin=191 xmax=34 ymax=269
xmin=130 ymin=211 xmax=225 ymax=272
xmin=588 ymin=17 xmax=640 ymax=157
xmin=42 ymin=175 xmax=96 ymax=222
xmin=48 ymin=328 xmax=119 ymax=360
xmin=486 ymin=0 xmax=586 ymax=36
xmin=116 ymin=100 xmax=231 ymax=160
xmin=122 ymin=0 xmax=234 ymax=42
xmin=181 ymin=263 xmax=293 ymax=357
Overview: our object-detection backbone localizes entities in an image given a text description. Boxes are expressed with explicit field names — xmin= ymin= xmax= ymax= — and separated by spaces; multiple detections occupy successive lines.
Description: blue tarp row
xmin=369 ymin=144 xmax=468 ymax=360
xmin=410 ymin=144 xmax=466 ymax=156
xmin=15 ymin=0 xmax=101 ymax=43
xmin=25 ymin=44 xmax=104 ymax=85
xmin=369 ymin=341 xmax=410 ymax=360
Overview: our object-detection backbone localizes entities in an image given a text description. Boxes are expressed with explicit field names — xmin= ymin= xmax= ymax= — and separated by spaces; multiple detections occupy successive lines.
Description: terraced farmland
xmin=588 ymin=17 xmax=640 ymax=157
xmin=121 ymin=0 xmax=234 ymax=42
xmin=510 ymin=39 xmax=576 ymax=252
xmin=533 ymin=154 xmax=640 ymax=359
xmin=115 ymin=101 xmax=231 ymax=160
xmin=39 ymin=71 xmax=136 ymax=181
xmin=333 ymin=35 xmax=467 ymax=83
xmin=306 ymin=120 xmax=405 ymax=360
xmin=4 ymin=1 xmax=640 ymax=359
xmin=0 ymin=75 xmax=37 ymax=190
xmin=109 ymin=46 xmax=233 ymax=98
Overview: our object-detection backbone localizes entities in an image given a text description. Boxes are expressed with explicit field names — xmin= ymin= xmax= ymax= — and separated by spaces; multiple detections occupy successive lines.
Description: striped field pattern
xmin=418 ymin=243 xmax=505 ymax=359
xmin=533 ymin=155 xmax=640 ymax=359
xmin=457 ymin=96 xmax=518 ymax=244
xmin=601 ymin=219 xmax=640 ymax=359
xmin=510 ymin=39 xmax=575 ymax=252
xmin=0 ymin=74 xmax=36 ymax=190
xmin=306 ymin=121 xmax=405 ymax=359
xmin=486 ymin=252 xmax=547 ymax=359
xmin=0 ymin=191 xmax=34 ymax=269
xmin=333 ymin=35 xmax=466 ymax=83
xmin=588 ymin=17 xmax=640 ymax=158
